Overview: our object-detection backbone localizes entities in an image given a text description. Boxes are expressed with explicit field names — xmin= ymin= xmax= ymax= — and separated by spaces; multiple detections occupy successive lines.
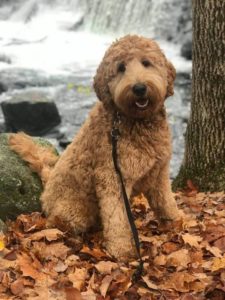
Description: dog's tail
xmin=9 ymin=132 xmax=58 ymax=185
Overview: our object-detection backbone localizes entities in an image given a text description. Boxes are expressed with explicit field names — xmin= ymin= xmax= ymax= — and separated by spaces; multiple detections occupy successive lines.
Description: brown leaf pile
xmin=1 ymin=192 xmax=225 ymax=299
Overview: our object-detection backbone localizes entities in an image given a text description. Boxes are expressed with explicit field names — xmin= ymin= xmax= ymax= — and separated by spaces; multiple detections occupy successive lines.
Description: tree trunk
xmin=173 ymin=0 xmax=225 ymax=191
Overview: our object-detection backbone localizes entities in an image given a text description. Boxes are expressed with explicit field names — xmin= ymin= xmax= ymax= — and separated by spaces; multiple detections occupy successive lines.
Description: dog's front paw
xmin=105 ymin=238 xmax=137 ymax=262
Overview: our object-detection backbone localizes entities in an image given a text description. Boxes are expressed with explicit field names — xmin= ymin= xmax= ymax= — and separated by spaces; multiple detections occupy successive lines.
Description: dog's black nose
xmin=132 ymin=83 xmax=147 ymax=96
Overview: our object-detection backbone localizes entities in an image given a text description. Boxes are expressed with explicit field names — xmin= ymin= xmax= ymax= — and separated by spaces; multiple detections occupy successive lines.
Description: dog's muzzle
xmin=132 ymin=83 xmax=147 ymax=97
xmin=132 ymin=83 xmax=150 ymax=110
xmin=135 ymin=98 xmax=149 ymax=109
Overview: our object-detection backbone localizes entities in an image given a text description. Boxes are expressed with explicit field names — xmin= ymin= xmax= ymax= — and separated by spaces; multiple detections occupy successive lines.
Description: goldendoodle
xmin=10 ymin=35 xmax=182 ymax=261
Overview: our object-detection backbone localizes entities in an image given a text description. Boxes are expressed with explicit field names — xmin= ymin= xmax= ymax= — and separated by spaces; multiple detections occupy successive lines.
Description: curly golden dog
xmin=10 ymin=35 xmax=182 ymax=261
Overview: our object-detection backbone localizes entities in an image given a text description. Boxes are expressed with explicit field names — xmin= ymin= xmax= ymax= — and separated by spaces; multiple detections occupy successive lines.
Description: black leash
xmin=111 ymin=113 xmax=143 ymax=282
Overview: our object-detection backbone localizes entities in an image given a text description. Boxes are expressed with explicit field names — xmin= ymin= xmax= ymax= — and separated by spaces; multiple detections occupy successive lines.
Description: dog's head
xmin=93 ymin=35 xmax=176 ymax=119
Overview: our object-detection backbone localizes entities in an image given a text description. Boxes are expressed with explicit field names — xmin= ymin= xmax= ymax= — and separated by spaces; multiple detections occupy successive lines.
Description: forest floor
xmin=1 ymin=188 xmax=225 ymax=300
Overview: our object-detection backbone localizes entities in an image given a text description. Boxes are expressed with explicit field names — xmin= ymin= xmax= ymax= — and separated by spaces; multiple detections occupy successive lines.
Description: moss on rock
xmin=0 ymin=134 xmax=57 ymax=221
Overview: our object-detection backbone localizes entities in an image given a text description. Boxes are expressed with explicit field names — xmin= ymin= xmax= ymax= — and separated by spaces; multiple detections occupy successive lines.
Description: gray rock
xmin=0 ymin=54 xmax=11 ymax=64
xmin=181 ymin=37 xmax=192 ymax=60
xmin=1 ymin=90 xmax=61 ymax=135
xmin=0 ymin=82 xmax=7 ymax=94
xmin=0 ymin=68 xmax=91 ymax=91
xmin=0 ymin=133 xmax=57 ymax=221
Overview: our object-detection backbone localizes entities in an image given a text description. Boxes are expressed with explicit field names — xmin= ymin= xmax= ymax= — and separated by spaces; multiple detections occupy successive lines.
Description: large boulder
xmin=0 ymin=134 xmax=57 ymax=221
xmin=1 ymin=90 xmax=61 ymax=135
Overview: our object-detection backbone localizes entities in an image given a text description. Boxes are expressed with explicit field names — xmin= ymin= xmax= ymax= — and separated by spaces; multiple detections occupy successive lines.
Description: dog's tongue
xmin=135 ymin=99 xmax=149 ymax=109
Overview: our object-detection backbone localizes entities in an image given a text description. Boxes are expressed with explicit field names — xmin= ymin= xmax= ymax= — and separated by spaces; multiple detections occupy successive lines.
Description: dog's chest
xmin=117 ymin=128 xmax=170 ymax=180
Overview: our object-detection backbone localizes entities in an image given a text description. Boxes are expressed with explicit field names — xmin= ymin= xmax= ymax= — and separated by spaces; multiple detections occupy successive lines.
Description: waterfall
xmin=0 ymin=0 xmax=191 ymax=41
xmin=84 ymin=0 xmax=190 ymax=41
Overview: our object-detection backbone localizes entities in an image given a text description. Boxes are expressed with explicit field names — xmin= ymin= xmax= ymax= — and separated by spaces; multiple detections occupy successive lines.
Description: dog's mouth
xmin=135 ymin=98 xmax=149 ymax=110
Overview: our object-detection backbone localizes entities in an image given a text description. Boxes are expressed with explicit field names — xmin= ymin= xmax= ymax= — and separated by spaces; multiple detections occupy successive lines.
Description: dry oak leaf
xmin=202 ymin=241 xmax=222 ymax=258
xmin=213 ymin=236 xmax=225 ymax=252
xmin=182 ymin=233 xmax=202 ymax=248
xmin=17 ymin=212 xmax=46 ymax=232
xmin=10 ymin=278 xmax=26 ymax=296
xmin=17 ymin=252 xmax=44 ymax=280
xmin=68 ymin=267 xmax=88 ymax=291
xmin=33 ymin=241 xmax=70 ymax=260
xmin=95 ymin=261 xmax=118 ymax=274
xmin=65 ymin=254 xmax=80 ymax=267
xmin=211 ymin=255 xmax=225 ymax=272
xmin=161 ymin=271 xmax=205 ymax=293
xmin=142 ymin=276 xmax=159 ymax=290
xmin=81 ymin=290 xmax=97 ymax=300
xmin=65 ymin=287 xmax=82 ymax=300
xmin=27 ymin=228 xmax=64 ymax=242
xmin=154 ymin=254 xmax=167 ymax=266
xmin=140 ymin=233 xmax=167 ymax=247
xmin=81 ymin=245 xmax=108 ymax=259
xmin=0 ymin=257 xmax=17 ymax=270
xmin=54 ymin=260 xmax=68 ymax=273
xmin=99 ymin=275 xmax=113 ymax=297
xmin=161 ymin=242 xmax=179 ymax=254
xmin=166 ymin=249 xmax=191 ymax=270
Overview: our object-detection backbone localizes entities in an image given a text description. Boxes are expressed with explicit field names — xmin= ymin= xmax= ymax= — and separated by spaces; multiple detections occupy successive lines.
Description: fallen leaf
xmin=81 ymin=246 xmax=108 ymax=259
xmin=95 ymin=261 xmax=118 ymax=274
xmin=142 ymin=276 xmax=159 ymax=290
xmin=17 ymin=213 xmax=46 ymax=232
xmin=161 ymin=272 xmax=204 ymax=293
xmin=33 ymin=241 xmax=70 ymax=260
xmin=27 ymin=228 xmax=64 ymax=242
xmin=17 ymin=252 xmax=43 ymax=280
xmin=99 ymin=275 xmax=113 ymax=297
xmin=10 ymin=279 xmax=24 ymax=296
xmin=65 ymin=287 xmax=82 ymax=300
xmin=68 ymin=268 xmax=87 ymax=291
xmin=154 ymin=254 xmax=167 ymax=266
xmin=205 ymin=243 xmax=222 ymax=258
xmin=54 ymin=260 xmax=68 ymax=273
xmin=166 ymin=249 xmax=191 ymax=270
xmin=211 ymin=256 xmax=225 ymax=271
xmin=214 ymin=236 xmax=225 ymax=252
xmin=81 ymin=290 xmax=97 ymax=300
xmin=161 ymin=242 xmax=179 ymax=254
xmin=182 ymin=233 xmax=202 ymax=248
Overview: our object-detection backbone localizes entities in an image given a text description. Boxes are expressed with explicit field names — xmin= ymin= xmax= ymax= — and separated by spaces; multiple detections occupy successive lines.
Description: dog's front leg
xmin=96 ymin=175 xmax=136 ymax=261
xmin=144 ymin=163 xmax=183 ymax=223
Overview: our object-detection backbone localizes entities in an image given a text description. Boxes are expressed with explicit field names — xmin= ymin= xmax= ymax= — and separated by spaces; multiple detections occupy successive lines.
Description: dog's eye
xmin=142 ymin=60 xmax=151 ymax=67
xmin=117 ymin=63 xmax=126 ymax=73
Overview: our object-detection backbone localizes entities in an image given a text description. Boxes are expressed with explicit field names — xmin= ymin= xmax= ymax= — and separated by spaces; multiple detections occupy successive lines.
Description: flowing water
xmin=0 ymin=0 xmax=192 ymax=177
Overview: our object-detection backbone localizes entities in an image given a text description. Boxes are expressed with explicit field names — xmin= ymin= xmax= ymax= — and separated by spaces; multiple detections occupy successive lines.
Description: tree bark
xmin=173 ymin=0 xmax=225 ymax=191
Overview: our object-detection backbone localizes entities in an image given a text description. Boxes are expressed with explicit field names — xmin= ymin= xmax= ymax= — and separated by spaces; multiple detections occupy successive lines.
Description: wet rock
xmin=0 ymin=82 xmax=7 ymax=94
xmin=0 ymin=68 xmax=91 ymax=91
xmin=0 ymin=122 xmax=6 ymax=133
xmin=0 ymin=54 xmax=11 ymax=64
xmin=0 ymin=134 xmax=41 ymax=220
xmin=181 ymin=37 xmax=192 ymax=60
xmin=0 ymin=133 xmax=57 ymax=221
xmin=1 ymin=90 xmax=61 ymax=135
xmin=0 ymin=68 xmax=52 ymax=90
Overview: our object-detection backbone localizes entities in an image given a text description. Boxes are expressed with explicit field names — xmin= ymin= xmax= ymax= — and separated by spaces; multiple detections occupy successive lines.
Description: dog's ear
xmin=166 ymin=60 xmax=176 ymax=98
xmin=93 ymin=62 xmax=111 ymax=104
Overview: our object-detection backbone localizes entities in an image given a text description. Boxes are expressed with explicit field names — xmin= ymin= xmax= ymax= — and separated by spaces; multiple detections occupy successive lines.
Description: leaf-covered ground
xmin=1 ymin=191 xmax=225 ymax=300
